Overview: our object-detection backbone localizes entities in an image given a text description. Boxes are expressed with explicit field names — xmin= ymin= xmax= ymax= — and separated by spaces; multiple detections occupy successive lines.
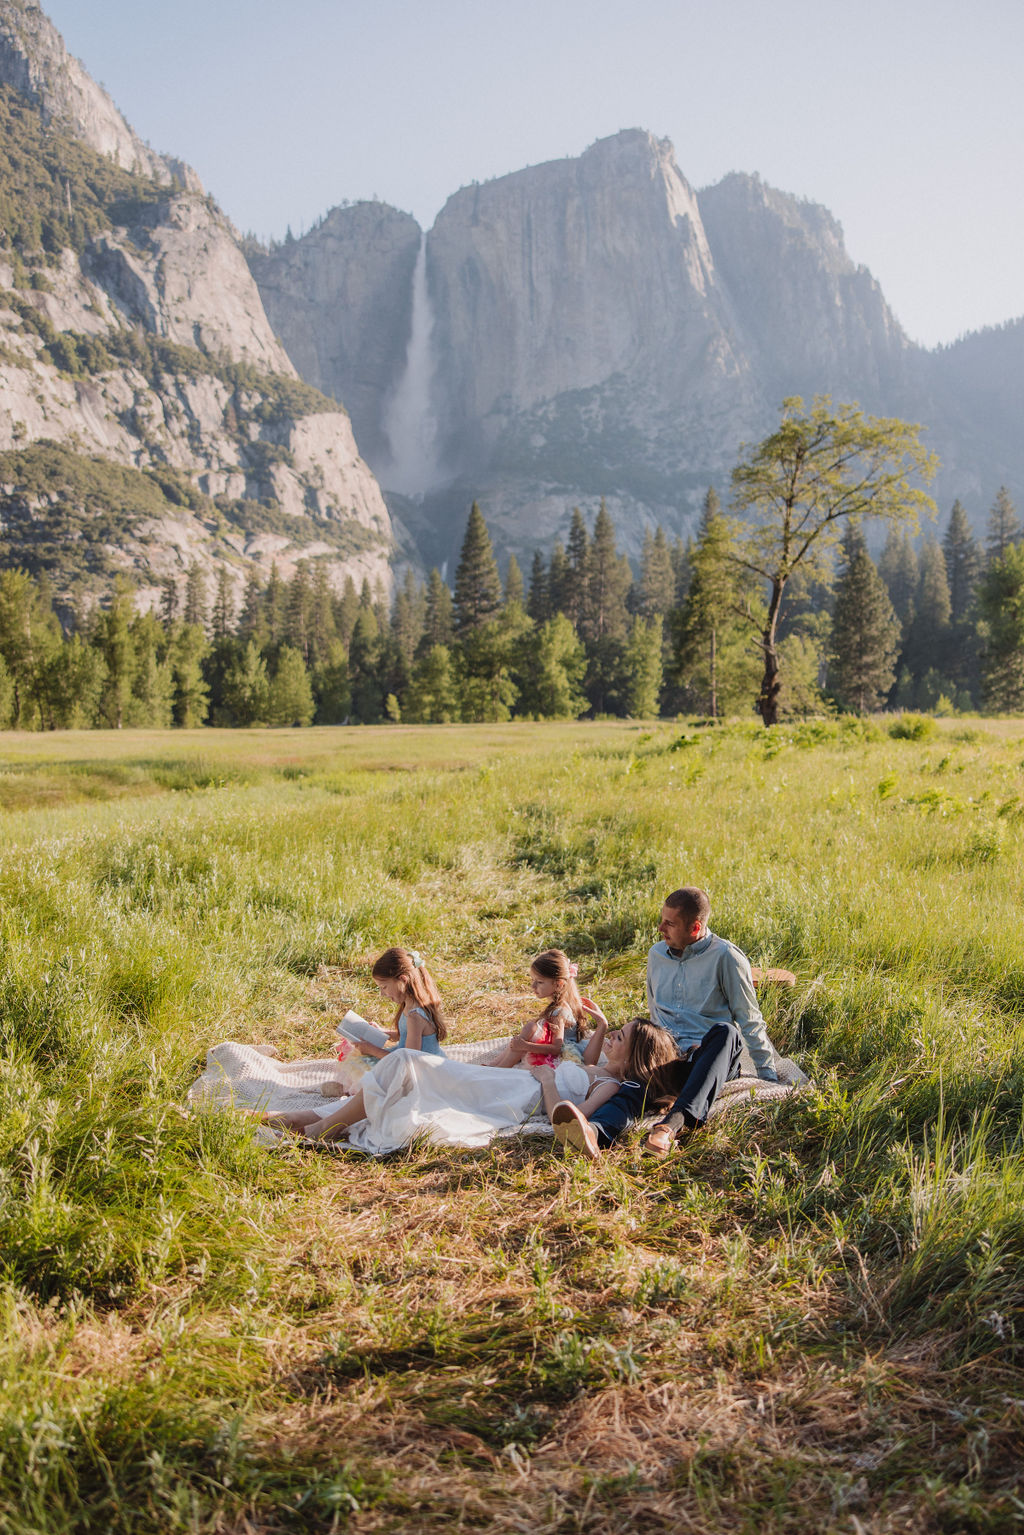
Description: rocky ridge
xmin=0 ymin=0 xmax=394 ymax=610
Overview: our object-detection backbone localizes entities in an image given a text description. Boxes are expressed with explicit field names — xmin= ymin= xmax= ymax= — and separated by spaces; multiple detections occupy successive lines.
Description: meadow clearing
xmin=1 ymin=716 xmax=1023 ymax=1534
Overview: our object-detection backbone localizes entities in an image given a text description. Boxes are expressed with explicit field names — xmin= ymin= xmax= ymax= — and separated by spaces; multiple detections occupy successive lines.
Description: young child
xmin=355 ymin=946 xmax=448 ymax=1061
xmin=490 ymin=949 xmax=590 ymax=1070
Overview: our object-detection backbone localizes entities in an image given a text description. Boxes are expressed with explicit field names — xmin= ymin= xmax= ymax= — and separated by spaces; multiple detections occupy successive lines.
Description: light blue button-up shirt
xmin=646 ymin=932 xmax=778 ymax=1080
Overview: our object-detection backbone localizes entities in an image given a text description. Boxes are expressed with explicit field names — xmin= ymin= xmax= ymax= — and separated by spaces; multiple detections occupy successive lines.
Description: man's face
xmin=658 ymin=904 xmax=703 ymax=950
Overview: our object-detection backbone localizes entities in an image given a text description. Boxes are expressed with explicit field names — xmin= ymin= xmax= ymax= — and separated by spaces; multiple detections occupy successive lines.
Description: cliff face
xmin=247 ymin=126 xmax=1021 ymax=571
xmin=0 ymin=0 xmax=394 ymax=608
xmin=247 ymin=203 xmax=422 ymax=465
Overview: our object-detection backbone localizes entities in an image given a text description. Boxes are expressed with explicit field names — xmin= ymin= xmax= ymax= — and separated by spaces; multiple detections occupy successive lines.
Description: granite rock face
xmin=0 ymin=0 xmax=394 ymax=607
xmin=248 ymin=203 xmax=422 ymax=465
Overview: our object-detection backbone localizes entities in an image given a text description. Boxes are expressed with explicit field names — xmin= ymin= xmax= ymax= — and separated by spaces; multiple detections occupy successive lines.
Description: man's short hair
xmin=664 ymin=886 xmax=710 ymax=926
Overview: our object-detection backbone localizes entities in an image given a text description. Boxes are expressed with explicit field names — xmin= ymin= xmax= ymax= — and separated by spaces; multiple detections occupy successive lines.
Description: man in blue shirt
xmin=552 ymin=885 xmax=778 ymax=1159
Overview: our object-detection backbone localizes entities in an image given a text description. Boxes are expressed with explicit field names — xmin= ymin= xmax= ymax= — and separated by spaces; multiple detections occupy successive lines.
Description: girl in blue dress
xmin=354 ymin=946 xmax=447 ymax=1061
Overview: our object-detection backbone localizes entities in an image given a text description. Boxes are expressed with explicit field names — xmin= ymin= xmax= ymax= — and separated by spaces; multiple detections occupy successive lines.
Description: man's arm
xmin=720 ymin=948 xmax=778 ymax=1080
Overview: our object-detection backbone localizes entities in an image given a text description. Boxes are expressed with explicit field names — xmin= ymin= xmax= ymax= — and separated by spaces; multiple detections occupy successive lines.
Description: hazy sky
xmin=43 ymin=0 xmax=1024 ymax=348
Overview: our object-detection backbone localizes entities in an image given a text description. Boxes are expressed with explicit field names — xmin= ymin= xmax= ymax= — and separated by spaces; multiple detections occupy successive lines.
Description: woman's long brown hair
xmin=371 ymin=947 xmax=447 ymax=1042
xmin=620 ymin=1017 xmax=679 ymax=1085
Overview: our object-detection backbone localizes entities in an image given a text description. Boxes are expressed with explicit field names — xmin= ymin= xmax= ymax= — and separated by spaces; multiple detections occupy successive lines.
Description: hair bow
xmin=568 ymin=962 xmax=578 ymax=978
xmin=409 ymin=950 xmax=425 ymax=969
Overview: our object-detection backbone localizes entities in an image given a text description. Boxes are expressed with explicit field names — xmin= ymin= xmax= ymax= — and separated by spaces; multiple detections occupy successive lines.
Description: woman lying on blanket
xmin=264 ymin=1013 xmax=678 ymax=1156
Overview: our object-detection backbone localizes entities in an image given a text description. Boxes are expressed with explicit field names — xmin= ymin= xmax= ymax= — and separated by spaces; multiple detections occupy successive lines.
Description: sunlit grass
xmin=0 ymin=718 xmax=1023 ymax=1530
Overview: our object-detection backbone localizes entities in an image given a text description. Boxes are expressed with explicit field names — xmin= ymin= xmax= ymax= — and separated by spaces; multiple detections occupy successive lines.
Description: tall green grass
xmin=0 ymin=720 xmax=1023 ymax=1530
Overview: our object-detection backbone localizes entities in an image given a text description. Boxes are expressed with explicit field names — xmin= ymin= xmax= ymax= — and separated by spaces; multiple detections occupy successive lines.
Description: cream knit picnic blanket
xmin=188 ymin=1036 xmax=807 ymax=1147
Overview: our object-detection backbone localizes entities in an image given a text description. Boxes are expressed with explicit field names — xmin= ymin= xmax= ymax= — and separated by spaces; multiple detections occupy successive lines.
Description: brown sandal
xmin=644 ymin=1125 xmax=676 ymax=1158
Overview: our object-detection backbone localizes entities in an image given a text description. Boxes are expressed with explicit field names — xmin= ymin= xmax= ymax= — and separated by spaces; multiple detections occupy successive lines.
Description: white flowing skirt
xmin=347 ymin=1048 xmax=544 ymax=1155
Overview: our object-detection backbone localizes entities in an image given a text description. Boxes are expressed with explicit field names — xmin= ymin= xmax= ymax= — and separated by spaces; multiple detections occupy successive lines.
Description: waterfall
xmin=383 ymin=234 xmax=444 ymax=495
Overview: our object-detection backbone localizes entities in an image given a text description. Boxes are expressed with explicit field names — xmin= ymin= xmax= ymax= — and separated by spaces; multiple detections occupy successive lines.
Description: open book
xmin=335 ymin=1009 xmax=390 ymax=1048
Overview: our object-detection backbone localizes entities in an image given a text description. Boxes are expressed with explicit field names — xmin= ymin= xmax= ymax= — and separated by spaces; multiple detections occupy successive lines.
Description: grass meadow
xmin=1 ymin=716 xmax=1023 ymax=1533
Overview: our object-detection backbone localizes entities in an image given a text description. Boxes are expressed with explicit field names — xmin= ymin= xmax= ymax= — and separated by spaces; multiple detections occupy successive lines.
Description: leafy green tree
xmin=403 ymin=644 xmax=459 ymax=723
xmin=0 ymin=653 xmax=17 ymax=727
xmin=730 ymin=396 xmax=937 ymax=725
xmin=828 ymin=526 xmax=900 ymax=712
xmin=986 ymin=487 xmax=1021 ymax=564
xmin=977 ymin=544 xmax=1024 ymax=712
xmin=454 ymin=503 xmax=502 ymax=634
xmin=622 ymin=615 xmax=664 ymax=718
xmin=514 ymin=613 xmax=586 ymax=719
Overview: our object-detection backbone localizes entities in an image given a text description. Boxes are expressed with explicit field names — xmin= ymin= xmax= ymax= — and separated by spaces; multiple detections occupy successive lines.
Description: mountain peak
xmin=0 ymin=0 xmax=200 ymax=189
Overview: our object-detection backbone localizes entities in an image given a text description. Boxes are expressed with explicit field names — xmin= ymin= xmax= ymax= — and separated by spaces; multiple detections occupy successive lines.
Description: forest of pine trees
xmin=0 ymin=488 xmax=1023 ymax=729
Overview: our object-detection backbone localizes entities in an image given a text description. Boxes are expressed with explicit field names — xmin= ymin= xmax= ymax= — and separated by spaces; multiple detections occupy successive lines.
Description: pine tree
xmin=673 ymin=499 xmax=752 ymax=719
xmin=453 ymin=503 xmax=502 ymax=634
xmin=942 ymin=499 xmax=982 ymax=702
xmin=986 ymin=486 xmax=1021 ymax=564
xmin=264 ymin=564 xmax=287 ymax=645
xmin=391 ymin=569 xmax=424 ymax=663
xmin=267 ymin=646 xmax=314 ymax=727
xmin=547 ymin=541 xmax=571 ymax=620
xmin=93 ymin=582 xmax=138 ymax=729
xmin=404 ymin=644 xmax=459 ymax=723
xmin=828 ymin=526 xmax=901 ymax=712
xmin=211 ymin=567 xmax=235 ymax=642
xmin=309 ymin=563 xmax=338 ymax=667
xmin=563 ymin=508 xmax=590 ymax=629
xmin=622 ymin=616 xmax=664 ymax=718
xmin=504 ymin=554 xmax=525 ymax=610
xmin=977 ymin=544 xmax=1024 ymax=712
xmin=286 ymin=562 xmax=313 ymax=661
xmin=312 ymin=641 xmax=350 ymax=724
xmin=878 ymin=527 xmax=919 ymax=628
xmin=902 ymin=539 xmax=952 ymax=694
xmin=421 ymin=568 xmax=454 ymax=651
xmin=581 ymin=501 xmax=630 ymax=644
xmin=237 ymin=570 xmax=266 ymax=648
xmin=514 ymin=614 xmax=586 ymax=719
xmin=527 ymin=550 xmax=550 ymax=623
xmin=220 ymin=641 xmax=270 ymax=725
xmin=348 ymin=608 xmax=383 ymax=721
xmin=335 ymin=576 xmax=360 ymax=648
xmin=637 ymin=526 xmax=675 ymax=618
xmin=170 ymin=623 xmax=210 ymax=727
xmin=183 ymin=562 xmax=208 ymax=632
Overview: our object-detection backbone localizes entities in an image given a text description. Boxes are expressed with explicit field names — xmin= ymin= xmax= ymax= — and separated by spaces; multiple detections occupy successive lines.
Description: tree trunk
xmin=709 ymin=627 xmax=717 ymax=719
xmin=757 ymin=580 xmax=785 ymax=726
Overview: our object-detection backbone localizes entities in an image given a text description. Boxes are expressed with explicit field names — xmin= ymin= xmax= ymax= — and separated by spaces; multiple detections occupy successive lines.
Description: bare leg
xmin=305 ymin=1089 xmax=367 ymax=1141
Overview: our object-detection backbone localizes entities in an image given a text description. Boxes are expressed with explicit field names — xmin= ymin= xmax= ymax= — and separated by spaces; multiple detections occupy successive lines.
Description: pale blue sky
xmin=43 ymin=0 xmax=1024 ymax=348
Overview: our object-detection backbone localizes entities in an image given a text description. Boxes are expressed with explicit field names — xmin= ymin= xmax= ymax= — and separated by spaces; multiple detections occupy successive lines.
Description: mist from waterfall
xmin=382 ymin=234 xmax=445 ymax=496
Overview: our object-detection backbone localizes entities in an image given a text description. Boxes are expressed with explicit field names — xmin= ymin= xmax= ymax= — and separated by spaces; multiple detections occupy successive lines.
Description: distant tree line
xmin=0 ymin=480 xmax=1021 ymax=730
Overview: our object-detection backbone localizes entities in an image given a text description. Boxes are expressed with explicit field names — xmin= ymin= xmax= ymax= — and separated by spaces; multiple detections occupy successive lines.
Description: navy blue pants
xmin=587 ymin=1021 xmax=743 ymax=1147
